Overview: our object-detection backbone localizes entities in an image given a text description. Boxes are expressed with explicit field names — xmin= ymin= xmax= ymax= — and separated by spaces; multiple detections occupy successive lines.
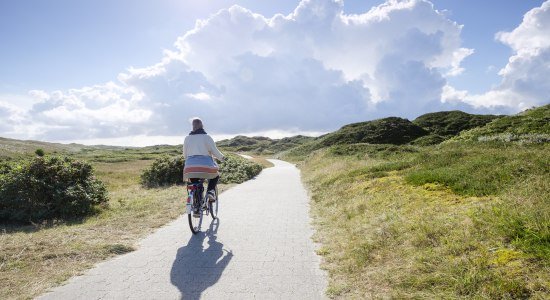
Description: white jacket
xmin=183 ymin=134 xmax=224 ymax=160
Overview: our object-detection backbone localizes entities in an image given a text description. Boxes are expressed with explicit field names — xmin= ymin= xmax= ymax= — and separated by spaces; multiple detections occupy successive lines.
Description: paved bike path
xmin=38 ymin=159 xmax=327 ymax=300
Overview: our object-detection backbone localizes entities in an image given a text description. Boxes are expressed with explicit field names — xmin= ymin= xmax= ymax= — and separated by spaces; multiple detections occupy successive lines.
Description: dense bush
xmin=140 ymin=154 xmax=263 ymax=187
xmin=35 ymin=148 xmax=45 ymax=156
xmin=219 ymin=155 xmax=263 ymax=184
xmin=412 ymin=110 xmax=501 ymax=137
xmin=140 ymin=155 xmax=185 ymax=188
xmin=0 ymin=156 xmax=108 ymax=223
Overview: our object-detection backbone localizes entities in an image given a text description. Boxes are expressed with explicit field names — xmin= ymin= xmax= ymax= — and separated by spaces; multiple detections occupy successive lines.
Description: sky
xmin=0 ymin=0 xmax=549 ymax=146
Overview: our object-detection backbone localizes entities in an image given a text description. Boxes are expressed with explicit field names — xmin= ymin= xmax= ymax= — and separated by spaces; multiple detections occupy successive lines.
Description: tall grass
xmin=293 ymin=142 xmax=549 ymax=298
xmin=405 ymin=143 xmax=548 ymax=196
xmin=479 ymin=176 xmax=549 ymax=262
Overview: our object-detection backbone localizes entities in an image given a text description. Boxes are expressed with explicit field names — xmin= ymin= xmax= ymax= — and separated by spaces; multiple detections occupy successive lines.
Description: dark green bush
xmin=140 ymin=155 xmax=185 ymax=188
xmin=35 ymin=148 xmax=45 ymax=156
xmin=219 ymin=155 xmax=263 ymax=184
xmin=0 ymin=156 xmax=108 ymax=223
xmin=412 ymin=110 xmax=501 ymax=137
xmin=140 ymin=154 xmax=263 ymax=187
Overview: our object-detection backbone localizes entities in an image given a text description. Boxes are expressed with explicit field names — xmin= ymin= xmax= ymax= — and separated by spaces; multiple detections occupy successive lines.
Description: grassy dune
xmin=294 ymin=141 xmax=549 ymax=298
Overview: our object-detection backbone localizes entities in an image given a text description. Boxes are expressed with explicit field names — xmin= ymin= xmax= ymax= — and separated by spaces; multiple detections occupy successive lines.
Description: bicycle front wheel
xmin=208 ymin=186 xmax=219 ymax=219
xmin=188 ymin=193 xmax=204 ymax=234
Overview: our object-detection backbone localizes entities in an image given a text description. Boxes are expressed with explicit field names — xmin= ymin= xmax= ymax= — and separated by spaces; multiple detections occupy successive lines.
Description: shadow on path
xmin=170 ymin=219 xmax=232 ymax=300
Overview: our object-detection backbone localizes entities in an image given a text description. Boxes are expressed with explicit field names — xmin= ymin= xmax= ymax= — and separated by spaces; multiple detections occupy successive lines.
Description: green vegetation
xmin=286 ymin=117 xmax=427 ymax=158
xmin=34 ymin=148 xmax=45 ymax=157
xmin=140 ymin=155 xmax=184 ymax=188
xmin=319 ymin=117 xmax=427 ymax=145
xmin=217 ymin=135 xmax=314 ymax=154
xmin=219 ymin=154 xmax=263 ymax=184
xmin=0 ymin=137 xmax=85 ymax=161
xmin=0 ymin=156 xmax=108 ymax=223
xmin=412 ymin=110 xmax=501 ymax=137
xmin=140 ymin=154 xmax=263 ymax=187
xmin=293 ymin=142 xmax=548 ymax=298
xmin=217 ymin=135 xmax=272 ymax=152
xmin=287 ymin=110 xmax=504 ymax=156
xmin=405 ymin=143 xmax=548 ymax=196
xmin=285 ymin=104 xmax=549 ymax=298
xmin=453 ymin=104 xmax=550 ymax=143
xmin=409 ymin=110 xmax=500 ymax=146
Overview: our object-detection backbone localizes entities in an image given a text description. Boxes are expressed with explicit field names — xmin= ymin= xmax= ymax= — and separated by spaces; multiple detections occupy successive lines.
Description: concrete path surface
xmin=37 ymin=159 xmax=327 ymax=300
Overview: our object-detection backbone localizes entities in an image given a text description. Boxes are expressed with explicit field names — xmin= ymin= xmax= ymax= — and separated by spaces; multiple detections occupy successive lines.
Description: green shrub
xmin=140 ymin=155 xmax=185 ymax=188
xmin=0 ymin=156 xmax=108 ymax=223
xmin=219 ymin=155 xmax=263 ymax=184
xmin=412 ymin=110 xmax=501 ymax=137
xmin=35 ymin=148 xmax=45 ymax=156
xmin=140 ymin=154 xmax=263 ymax=187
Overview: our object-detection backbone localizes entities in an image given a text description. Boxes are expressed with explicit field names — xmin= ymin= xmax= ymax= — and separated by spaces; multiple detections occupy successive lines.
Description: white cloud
xmin=2 ymin=0 xmax=479 ymax=144
xmin=125 ymin=0 xmax=470 ymax=128
xmin=27 ymin=83 xmax=152 ymax=140
xmin=441 ymin=84 xmax=467 ymax=103
xmin=446 ymin=47 xmax=474 ymax=76
xmin=0 ymin=101 xmax=25 ymax=132
xmin=457 ymin=0 xmax=550 ymax=110
xmin=496 ymin=2 xmax=550 ymax=55
xmin=185 ymin=92 xmax=212 ymax=101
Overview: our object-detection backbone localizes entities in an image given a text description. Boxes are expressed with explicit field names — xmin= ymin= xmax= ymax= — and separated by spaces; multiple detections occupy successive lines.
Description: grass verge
xmin=294 ymin=142 xmax=549 ymax=298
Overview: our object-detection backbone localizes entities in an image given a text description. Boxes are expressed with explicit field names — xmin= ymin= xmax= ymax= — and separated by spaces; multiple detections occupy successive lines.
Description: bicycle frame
xmin=186 ymin=183 xmax=202 ymax=214
xmin=186 ymin=179 xmax=209 ymax=233
xmin=185 ymin=177 xmax=219 ymax=234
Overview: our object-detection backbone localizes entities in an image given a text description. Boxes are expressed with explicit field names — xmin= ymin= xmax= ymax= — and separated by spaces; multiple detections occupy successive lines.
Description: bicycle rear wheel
xmin=208 ymin=186 xmax=219 ymax=219
xmin=188 ymin=192 xmax=204 ymax=234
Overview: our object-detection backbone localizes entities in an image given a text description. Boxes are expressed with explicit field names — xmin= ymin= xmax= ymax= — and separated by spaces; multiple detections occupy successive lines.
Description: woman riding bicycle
xmin=183 ymin=118 xmax=224 ymax=210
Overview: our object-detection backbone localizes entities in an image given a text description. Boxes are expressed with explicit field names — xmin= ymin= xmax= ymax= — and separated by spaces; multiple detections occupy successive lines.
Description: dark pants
xmin=190 ymin=176 xmax=219 ymax=192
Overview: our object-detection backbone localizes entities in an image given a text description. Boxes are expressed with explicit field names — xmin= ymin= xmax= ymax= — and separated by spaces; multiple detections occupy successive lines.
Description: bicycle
xmin=186 ymin=179 xmax=219 ymax=234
